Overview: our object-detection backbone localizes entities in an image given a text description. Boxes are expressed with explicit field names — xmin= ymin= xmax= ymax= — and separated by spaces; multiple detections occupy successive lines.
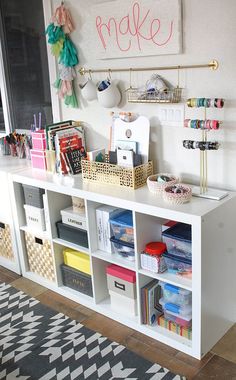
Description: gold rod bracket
xmin=209 ymin=60 xmax=219 ymax=70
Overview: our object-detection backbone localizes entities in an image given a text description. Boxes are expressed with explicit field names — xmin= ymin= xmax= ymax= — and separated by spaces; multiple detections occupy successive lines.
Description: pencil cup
xmin=79 ymin=79 xmax=97 ymax=101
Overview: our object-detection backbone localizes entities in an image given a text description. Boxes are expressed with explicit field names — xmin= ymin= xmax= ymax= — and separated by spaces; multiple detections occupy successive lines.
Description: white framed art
xmin=90 ymin=0 xmax=182 ymax=59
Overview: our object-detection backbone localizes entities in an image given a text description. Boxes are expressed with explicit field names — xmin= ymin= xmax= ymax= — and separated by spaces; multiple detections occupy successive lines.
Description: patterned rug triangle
xmin=0 ymin=283 xmax=186 ymax=380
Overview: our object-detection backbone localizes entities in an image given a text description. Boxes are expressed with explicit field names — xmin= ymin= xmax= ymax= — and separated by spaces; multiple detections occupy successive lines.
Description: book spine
xmin=96 ymin=209 xmax=104 ymax=251
xmin=102 ymin=211 xmax=112 ymax=253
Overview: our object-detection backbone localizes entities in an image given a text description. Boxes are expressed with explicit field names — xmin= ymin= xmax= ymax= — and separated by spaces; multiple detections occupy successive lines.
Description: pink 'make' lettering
xmin=95 ymin=2 xmax=174 ymax=52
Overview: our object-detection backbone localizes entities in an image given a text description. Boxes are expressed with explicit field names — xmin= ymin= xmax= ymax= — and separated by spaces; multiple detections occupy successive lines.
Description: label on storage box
xmin=61 ymin=207 xmax=87 ymax=230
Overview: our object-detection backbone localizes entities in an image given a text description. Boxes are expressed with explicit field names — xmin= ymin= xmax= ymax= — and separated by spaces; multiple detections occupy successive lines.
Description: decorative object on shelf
xmin=141 ymin=242 xmax=167 ymax=273
xmin=81 ymin=158 xmax=153 ymax=190
xmin=46 ymin=2 xmax=78 ymax=107
xmin=183 ymin=98 xmax=228 ymax=200
xmin=163 ymin=184 xmax=192 ymax=205
xmin=147 ymin=173 xmax=178 ymax=195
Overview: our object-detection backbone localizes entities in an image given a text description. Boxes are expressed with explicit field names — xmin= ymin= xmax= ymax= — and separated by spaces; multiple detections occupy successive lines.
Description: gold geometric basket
xmin=0 ymin=222 xmax=14 ymax=261
xmin=81 ymin=160 xmax=153 ymax=190
xmin=25 ymin=232 xmax=55 ymax=282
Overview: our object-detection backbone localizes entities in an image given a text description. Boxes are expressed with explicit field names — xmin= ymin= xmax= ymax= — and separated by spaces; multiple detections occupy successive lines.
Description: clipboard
xmin=113 ymin=116 xmax=150 ymax=164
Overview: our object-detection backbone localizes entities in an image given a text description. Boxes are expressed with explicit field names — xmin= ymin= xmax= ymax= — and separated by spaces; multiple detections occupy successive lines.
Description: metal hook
xmin=108 ymin=69 xmax=112 ymax=81
xmin=88 ymin=70 xmax=92 ymax=80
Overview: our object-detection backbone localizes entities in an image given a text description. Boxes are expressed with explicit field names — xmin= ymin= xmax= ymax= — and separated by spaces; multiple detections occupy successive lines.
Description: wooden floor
xmin=1 ymin=266 xmax=236 ymax=379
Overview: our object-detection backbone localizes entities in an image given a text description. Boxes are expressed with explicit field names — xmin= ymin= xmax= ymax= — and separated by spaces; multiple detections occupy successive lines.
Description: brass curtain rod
xmin=79 ymin=60 xmax=218 ymax=76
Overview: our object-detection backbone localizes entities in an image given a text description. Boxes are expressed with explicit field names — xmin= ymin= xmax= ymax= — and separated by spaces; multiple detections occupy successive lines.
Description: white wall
xmin=46 ymin=0 xmax=236 ymax=191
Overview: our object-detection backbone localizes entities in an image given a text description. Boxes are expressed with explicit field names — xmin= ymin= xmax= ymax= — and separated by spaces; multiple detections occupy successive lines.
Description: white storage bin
xmin=109 ymin=290 xmax=137 ymax=317
xmin=60 ymin=206 xmax=87 ymax=230
xmin=24 ymin=204 xmax=46 ymax=231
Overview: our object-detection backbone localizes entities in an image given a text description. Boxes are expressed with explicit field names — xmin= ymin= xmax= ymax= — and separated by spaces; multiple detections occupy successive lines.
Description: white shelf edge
xmin=20 ymin=225 xmax=51 ymax=240
xmin=59 ymin=285 xmax=94 ymax=305
xmin=138 ymin=268 xmax=192 ymax=291
xmin=92 ymin=250 xmax=135 ymax=270
xmin=53 ymin=238 xmax=90 ymax=254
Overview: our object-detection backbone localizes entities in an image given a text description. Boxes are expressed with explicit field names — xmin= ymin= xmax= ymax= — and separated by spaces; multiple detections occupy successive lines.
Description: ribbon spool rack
xmin=183 ymin=98 xmax=227 ymax=200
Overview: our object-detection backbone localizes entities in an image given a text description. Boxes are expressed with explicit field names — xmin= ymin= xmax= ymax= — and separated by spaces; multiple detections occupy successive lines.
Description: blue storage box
xmin=162 ymin=223 xmax=192 ymax=259
xmin=159 ymin=281 xmax=192 ymax=305
xmin=110 ymin=236 xmax=135 ymax=261
xmin=163 ymin=252 xmax=192 ymax=276
xmin=109 ymin=210 xmax=134 ymax=243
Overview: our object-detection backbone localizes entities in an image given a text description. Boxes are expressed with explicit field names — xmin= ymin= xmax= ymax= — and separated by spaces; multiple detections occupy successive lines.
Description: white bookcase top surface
xmin=11 ymin=167 xmax=235 ymax=222
xmin=0 ymin=157 xmax=30 ymax=174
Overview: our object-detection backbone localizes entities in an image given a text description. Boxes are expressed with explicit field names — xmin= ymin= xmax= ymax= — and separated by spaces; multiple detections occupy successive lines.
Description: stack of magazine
xmin=141 ymin=279 xmax=163 ymax=325
xmin=45 ymin=120 xmax=86 ymax=175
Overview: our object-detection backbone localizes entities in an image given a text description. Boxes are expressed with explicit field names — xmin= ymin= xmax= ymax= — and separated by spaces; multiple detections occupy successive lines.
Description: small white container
xmin=24 ymin=204 xmax=46 ymax=231
xmin=97 ymin=82 xmax=121 ymax=108
xmin=80 ymin=79 xmax=97 ymax=101
xmin=109 ymin=290 xmax=137 ymax=317
xmin=60 ymin=206 xmax=87 ymax=230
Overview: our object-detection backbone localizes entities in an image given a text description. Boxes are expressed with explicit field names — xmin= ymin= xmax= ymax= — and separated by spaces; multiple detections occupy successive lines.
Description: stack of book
xmin=45 ymin=120 xmax=86 ymax=175
xmin=141 ymin=279 xmax=162 ymax=325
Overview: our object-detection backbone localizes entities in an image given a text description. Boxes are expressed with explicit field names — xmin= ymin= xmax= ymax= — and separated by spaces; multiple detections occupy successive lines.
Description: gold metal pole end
xmin=209 ymin=60 xmax=219 ymax=70
xmin=79 ymin=67 xmax=86 ymax=76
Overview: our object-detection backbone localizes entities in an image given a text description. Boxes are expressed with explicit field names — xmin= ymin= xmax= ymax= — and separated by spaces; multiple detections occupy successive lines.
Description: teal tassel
xmin=46 ymin=23 xmax=64 ymax=44
xmin=59 ymin=36 xmax=79 ymax=67
xmin=64 ymin=82 xmax=78 ymax=107
xmin=53 ymin=78 xmax=61 ymax=89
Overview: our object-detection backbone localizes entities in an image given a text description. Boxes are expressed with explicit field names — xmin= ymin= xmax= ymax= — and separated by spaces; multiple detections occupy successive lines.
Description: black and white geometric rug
xmin=0 ymin=283 xmax=185 ymax=380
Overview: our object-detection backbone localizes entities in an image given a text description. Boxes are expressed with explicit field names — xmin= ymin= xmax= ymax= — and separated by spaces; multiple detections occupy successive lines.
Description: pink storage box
xmin=32 ymin=130 xmax=46 ymax=151
xmin=30 ymin=149 xmax=47 ymax=170
xmin=106 ymin=264 xmax=136 ymax=299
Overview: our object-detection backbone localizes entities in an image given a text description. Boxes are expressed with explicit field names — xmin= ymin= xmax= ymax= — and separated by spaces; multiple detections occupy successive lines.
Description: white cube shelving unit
xmin=10 ymin=167 xmax=236 ymax=359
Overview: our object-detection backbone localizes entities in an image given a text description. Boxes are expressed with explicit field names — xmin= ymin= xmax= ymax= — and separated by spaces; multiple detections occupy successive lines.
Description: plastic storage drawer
xmin=162 ymin=223 xmax=192 ymax=259
xmin=22 ymin=184 xmax=45 ymax=208
xmin=159 ymin=297 xmax=192 ymax=318
xmin=163 ymin=252 xmax=192 ymax=276
xmin=163 ymin=310 xmax=192 ymax=328
xmin=110 ymin=236 xmax=135 ymax=261
xmin=56 ymin=221 xmax=88 ymax=248
xmin=109 ymin=210 xmax=134 ymax=243
xmin=159 ymin=281 xmax=192 ymax=305
xmin=61 ymin=264 xmax=93 ymax=297
xmin=63 ymin=248 xmax=91 ymax=275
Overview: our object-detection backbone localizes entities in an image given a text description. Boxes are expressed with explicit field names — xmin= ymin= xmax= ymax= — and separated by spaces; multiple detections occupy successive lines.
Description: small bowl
xmin=163 ymin=183 xmax=192 ymax=205
xmin=147 ymin=173 xmax=178 ymax=195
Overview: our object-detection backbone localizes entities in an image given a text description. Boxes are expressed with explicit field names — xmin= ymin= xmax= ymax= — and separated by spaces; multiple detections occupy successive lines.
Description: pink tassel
xmin=52 ymin=4 xmax=74 ymax=34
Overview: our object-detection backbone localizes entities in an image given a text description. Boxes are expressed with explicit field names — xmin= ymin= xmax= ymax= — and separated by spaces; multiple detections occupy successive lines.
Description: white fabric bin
xmin=24 ymin=204 xmax=46 ymax=231
xmin=109 ymin=290 xmax=137 ymax=317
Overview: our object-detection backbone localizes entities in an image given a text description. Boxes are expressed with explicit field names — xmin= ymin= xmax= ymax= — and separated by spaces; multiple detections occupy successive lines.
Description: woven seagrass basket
xmin=0 ymin=222 xmax=14 ymax=261
xmin=25 ymin=232 xmax=56 ymax=282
